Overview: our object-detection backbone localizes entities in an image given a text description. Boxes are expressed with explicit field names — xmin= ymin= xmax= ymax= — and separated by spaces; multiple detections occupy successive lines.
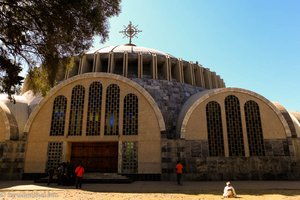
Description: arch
xmin=0 ymin=102 xmax=19 ymax=140
xmin=24 ymin=73 xmax=166 ymax=134
xmin=273 ymin=102 xmax=297 ymax=138
xmin=225 ymin=95 xmax=244 ymax=156
xmin=178 ymin=88 xmax=291 ymax=139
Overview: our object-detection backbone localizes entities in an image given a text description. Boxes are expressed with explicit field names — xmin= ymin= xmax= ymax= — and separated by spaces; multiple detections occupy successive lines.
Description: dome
xmin=0 ymin=94 xmax=29 ymax=136
xmin=86 ymin=44 xmax=175 ymax=58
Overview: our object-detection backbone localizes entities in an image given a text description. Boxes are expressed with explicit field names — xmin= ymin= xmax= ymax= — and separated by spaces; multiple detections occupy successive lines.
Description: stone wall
xmin=0 ymin=140 xmax=26 ymax=179
xmin=132 ymin=78 xmax=205 ymax=138
xmin=161 ymin=139 xmax=300 ymax=181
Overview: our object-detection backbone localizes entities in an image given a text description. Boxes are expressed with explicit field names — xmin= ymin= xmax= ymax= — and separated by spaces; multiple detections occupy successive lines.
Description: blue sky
xmin=93 ymin=0 xmax=300 ymax=112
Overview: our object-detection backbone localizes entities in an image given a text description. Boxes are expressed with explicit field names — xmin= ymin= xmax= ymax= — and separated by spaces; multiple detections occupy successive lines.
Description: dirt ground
xmin=1 ymin=181 xmax=300 ymax=200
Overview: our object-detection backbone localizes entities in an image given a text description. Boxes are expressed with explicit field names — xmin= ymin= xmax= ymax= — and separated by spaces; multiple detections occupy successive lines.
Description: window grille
xmin=123 ymin=94 xmax=138 ymax=135
xmin=225 ymin=95 xmax=245 ymax=156
xmin=86 ymin=82 xmax=102 ymax=136
xmin=46 ymin=142 xmax=62 ymax=171
xmin=104 ymin=84 xmax=120 ymax=135
xmin=122 ymin=141 xmax=138 ymax=173
xmin=245 ymin=100 xmax=265 ymax=156
xmin=50 ymin=95 xmax=67 ymax=136
xmin=68 ymin=85 xmax=85 ymax=136
xmin=206 ymin=101 xmax=224 ymax=156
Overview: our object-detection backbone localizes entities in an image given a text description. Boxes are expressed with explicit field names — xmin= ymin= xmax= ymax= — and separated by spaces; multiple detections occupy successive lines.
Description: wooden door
xmin=71 ymin=142 xmax=118 ymax=172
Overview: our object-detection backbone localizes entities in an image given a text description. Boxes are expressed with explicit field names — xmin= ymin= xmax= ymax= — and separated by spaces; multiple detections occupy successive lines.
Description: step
xmin=35 ymin=173 xmax=133 ymax=184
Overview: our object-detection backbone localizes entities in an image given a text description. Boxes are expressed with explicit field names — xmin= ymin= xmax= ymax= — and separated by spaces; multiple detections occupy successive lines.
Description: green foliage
xmin=26 ymin=66 xmax=51 ymax=96
xmin=0 ymin=0 xmax=121 ymax=97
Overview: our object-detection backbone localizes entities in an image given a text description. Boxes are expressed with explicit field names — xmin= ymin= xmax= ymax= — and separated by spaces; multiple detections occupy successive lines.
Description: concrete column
xmin=240 ymin=100 xmax=250 ymax=157
xmin=81 ymin=85 xmax=89 ymax=137
xmin=208 ymin=70 xmax=213 ymax=89
xmin=62 ymin=142 xmax=68 ymax=162
xmin=100 ymin=84 xmax=107 ymax=138
xmin=199 ymin=66 xmax=205 ymax=88
xmin=138 ymin=53 xmax=143 ymax=78
xmin=221 ymin=102 xmax=229 ymax=157
xmin=123 ymin=52 xmax=128 ymax=77
xmin=108 ymin=52 xmax=115 ymax=73
xmin=189 ymin=62 xmax=195 ymax=85
xmin=211 ymin=72 xmax=217 ymax=89
xmin=64 ymin=91 xmax=71 ymax=137
xmin=166 ymin=56 xmax=171 ymax=81
xmin=162 ymin=56 xmax=170 ymax=80
xmin=179 ymin=59 xmax=184 ymax=83
xmin=94 ymin=53 xmax=102 ymax=72
xmin=64 ymin=69 xmax=69 ymax=80
xmin=152 ymin=54 xmax=157 ymax=79
xmin=118 ymin=141 xmax=123 ymax=173
xmin=78 ymin=56 xmax=85 ymax=74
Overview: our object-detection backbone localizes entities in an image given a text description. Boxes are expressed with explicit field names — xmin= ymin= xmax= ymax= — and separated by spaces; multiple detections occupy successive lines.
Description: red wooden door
xmin=71 ymin=142 xmax=118 ymax=172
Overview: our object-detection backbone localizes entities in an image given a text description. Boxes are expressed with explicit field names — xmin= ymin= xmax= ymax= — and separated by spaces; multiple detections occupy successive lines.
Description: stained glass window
xmin=104 ymin=84 xmax=120 ymax=135
xmin=50 ymin=95 xmax=67 ymax=136
xmin=86 ymin=82 xmax=102 ymax=136
xmin=245 ymin=100 xmax=265 ymax=156
xmin=225 ymin=95 xmax=245 ymax=156
xmin=123 ymin=94 xmax=138 ymax=135
xmin=68 ymin=85 xmax=85 ymax=136
xmin=206 ymin=101 xmax=224 ymax=156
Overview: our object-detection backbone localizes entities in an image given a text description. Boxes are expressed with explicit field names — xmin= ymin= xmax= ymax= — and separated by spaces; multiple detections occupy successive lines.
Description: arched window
xmin=225 ymin=95 xmax=245 ymax=156
xmin=68 ymin=85 xmax=85 ymax=136
xmin=206 ymin=101 xmax=224 ymax=156
xmin=245 ymin=100 xmax=265 ymax=156
xmin=50 ymin=95 xmax=67 ymax=136
xmin=86 ymin=82 xmax=103 ymax=136
xmin=123 ymin=94 xmax=138 ymax=135
xmin=104 ymin=84 xmax=120 ymax=135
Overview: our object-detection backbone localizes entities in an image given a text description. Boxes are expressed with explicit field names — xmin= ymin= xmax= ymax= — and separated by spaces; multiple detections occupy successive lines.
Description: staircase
xmin=35 ymin=173 xmax=133 ymax=184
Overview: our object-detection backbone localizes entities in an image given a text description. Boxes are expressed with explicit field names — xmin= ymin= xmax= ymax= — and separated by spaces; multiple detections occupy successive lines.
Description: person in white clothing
xmin=223 ymin=181 xmax=237 ymax=198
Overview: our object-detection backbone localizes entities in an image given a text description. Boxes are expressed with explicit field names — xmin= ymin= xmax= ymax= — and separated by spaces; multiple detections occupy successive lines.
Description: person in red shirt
xmin=175 ymin=160 xmax=183 ymax=185
xmin=75 ymin=163 xmax=85 ymax=189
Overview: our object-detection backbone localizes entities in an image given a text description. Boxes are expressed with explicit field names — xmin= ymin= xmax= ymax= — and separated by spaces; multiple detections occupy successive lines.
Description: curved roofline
xmin=24 ymin=73 xmax=166 ymax=133
xmin=85 ymin=44 xmax=176 ymax=58
xmin=0 ymin=102 xmax=19 ymax=140
xmin=177 ymin=87 xmax=291 ymax=138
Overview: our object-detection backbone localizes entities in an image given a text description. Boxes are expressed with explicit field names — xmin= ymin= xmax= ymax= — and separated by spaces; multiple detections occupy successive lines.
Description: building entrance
xmin=71 ymin=142 xmax=118 ymax=172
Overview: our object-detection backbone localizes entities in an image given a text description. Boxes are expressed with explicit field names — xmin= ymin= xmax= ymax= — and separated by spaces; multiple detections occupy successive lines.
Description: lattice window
xmin=86 ymin=82 xmax=102 ymax=136
xmin=245 ymin=100 xmax=265 ymax=156
xmin=50 ymin=95 xmax=67 ymax=136
xmin=68 ymin=85 xmax=85 ymax=136
xmin=225 ymin=95 xmax=245 ymax=156
xmin=104 ymin=84 xmax=120 ymax=135
xmin=46 ymin=142 xmax=62 ymax=171
xmin=206 ymin=101 xmax=224 ymax=156
xmin=123 ymin=94 xmax=138 ymax=135
xmin=122 ymin=141 xmax=138 ymax=173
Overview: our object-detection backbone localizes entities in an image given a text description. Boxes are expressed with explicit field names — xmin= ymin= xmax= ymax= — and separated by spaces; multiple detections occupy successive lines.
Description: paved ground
xmin=1 ymin=180 xmax=300 ymax=199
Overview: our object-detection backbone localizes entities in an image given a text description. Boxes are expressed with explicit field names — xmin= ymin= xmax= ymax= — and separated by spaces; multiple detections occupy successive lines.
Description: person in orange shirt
xmin=175 ymin=160 xmax=183 ymax=185
xmin=75 ymin=162 xmax=85 ymax=189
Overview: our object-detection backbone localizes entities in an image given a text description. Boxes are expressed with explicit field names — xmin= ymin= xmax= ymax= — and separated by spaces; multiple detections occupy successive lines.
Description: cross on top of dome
xmin=119 ymin=21 xmax=142 ymax=45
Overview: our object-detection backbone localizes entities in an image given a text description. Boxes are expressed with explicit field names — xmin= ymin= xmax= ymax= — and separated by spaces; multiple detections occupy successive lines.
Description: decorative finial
xmin=119 ymin=21 xmax=142 ymax=45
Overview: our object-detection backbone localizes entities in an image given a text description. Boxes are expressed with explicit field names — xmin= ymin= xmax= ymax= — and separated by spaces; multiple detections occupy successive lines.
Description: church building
xmin=1 ymin=23 xmax=300 ymax=180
